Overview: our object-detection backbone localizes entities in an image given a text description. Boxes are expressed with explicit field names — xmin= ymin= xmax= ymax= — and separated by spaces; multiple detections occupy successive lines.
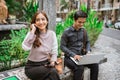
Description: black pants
xmin=64 ymin=57 xmax=99 ymax=80
xmin=25 ymin=60 xmax=60 ymax=80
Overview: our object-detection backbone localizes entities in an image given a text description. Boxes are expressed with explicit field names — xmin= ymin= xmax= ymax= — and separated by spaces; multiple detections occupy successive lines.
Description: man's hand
xmin=74 ymin=55 xmax=82 ymax=60
xmin=86 ymin=51 xmax=91 ymax=55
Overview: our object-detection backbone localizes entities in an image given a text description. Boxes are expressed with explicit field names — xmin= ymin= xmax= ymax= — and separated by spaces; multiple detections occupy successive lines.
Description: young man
xmin=60 ymin=10 xmax=99 ymax=80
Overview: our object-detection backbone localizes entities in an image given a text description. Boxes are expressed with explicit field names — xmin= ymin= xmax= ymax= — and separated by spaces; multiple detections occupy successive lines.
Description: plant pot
xmin=9 ymin=18 xmax=16 ymax=24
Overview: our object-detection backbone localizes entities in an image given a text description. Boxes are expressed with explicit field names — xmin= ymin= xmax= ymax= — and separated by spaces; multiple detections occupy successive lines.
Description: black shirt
xmin=60 ymin=26 xmax=91 ymax=57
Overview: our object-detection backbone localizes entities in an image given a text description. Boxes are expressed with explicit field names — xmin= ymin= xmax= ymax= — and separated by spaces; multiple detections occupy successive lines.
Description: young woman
xmin=22 ymin=11 xmax=60 ymax=80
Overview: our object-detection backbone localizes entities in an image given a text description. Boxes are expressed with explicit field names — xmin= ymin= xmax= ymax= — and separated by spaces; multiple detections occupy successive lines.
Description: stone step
xmin=0 ymin=57 xmax=107 ymax=80
xmin=0 ymin=67 xmax=73 ymax=80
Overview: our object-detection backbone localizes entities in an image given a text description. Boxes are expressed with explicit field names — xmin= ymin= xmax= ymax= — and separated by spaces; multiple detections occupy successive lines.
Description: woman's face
xmin=35 ymin=13 xmax=48 ymax=32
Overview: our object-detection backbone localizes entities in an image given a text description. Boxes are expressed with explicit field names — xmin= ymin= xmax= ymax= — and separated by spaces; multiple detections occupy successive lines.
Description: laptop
xmin=70 ymin=53 xmax=106 ymax=65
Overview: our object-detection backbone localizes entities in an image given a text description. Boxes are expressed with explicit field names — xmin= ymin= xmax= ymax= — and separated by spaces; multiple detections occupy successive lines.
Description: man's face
xmin=74 ymin=18 xmax=86 ymax=30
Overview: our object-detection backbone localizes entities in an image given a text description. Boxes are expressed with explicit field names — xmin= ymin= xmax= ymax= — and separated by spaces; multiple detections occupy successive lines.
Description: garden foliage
xmin=0 ymin=29 xmax=29 ymax=71
xmin=22 ymin=0 xmax=39 ymax=22
xmin=0 ymin=3 xmax=103 ymax=71
xmin=0 ymin=0 xmax=38 ymax=71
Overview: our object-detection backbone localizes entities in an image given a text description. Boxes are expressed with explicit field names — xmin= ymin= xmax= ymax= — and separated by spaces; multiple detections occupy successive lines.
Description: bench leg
xmin=83 ymin=67 xmax=90 ymax=80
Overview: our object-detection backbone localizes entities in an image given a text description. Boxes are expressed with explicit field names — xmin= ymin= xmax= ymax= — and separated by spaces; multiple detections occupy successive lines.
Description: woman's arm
xmin=50 ymin=32 xmax=58 ymax=62
xmin=22 ymin=24 xmax=36 ymax=51
xmin=22 ymin=31 xmax=36 ymax=51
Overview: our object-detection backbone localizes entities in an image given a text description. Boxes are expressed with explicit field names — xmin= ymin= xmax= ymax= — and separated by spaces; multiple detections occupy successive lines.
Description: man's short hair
xmin=74 ymin=10 xmax=88 ymax=20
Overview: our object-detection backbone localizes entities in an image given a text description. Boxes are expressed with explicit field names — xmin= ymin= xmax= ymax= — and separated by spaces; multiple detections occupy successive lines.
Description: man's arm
xmin=60 ymin=31 xmax=76 ymax=57
xmin=85 ymin=31 xmax=91 ymax=54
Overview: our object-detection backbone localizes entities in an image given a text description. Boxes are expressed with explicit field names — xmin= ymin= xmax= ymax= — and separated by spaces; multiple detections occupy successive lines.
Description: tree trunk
xmin=87 ymin=0 xmax=90 ymax=13
xmin=38 ymin=0 xmax=56 ymax=31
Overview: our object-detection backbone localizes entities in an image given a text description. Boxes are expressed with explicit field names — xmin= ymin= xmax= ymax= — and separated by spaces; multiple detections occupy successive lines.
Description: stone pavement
xmin=92 ymin=34 xmax=120 ymax=80
xmin=0 ymin=31 xmax=120 ymax=80
xmin=0 ymin=67 xmax=30 ymax=80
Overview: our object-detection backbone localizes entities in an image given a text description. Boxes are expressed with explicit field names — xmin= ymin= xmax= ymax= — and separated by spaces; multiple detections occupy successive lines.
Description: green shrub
xmin=5 ymin=0 xmax=22 ymax=16
xmin=5 ymin=0 xmax=39 ymax=22
xmin=0 ymin=28 xmax=29 ymax=71
xmin=21 ymin=0 xmax=39 ymax=22
xmin=56 ymin=10 xmax=75 ymax=57
xmin=81 ymin=4 xmax=103 ymax=46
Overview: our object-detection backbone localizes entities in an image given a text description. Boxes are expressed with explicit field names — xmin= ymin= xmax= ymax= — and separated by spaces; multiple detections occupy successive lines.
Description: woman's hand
xmin=49 ymin=61 xmax=55 ymax=67
xmin=30 ymin=24 xmax=36 ymax=34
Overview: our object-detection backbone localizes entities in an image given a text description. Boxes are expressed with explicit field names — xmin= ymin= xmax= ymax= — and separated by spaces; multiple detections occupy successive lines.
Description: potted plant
xmin=8 ymin=15 xmax=16 ymax=24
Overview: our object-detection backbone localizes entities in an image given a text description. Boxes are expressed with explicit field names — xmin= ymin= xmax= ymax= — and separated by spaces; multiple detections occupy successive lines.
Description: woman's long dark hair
xmin=31 ymin=11 xmax=48 ymax=48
